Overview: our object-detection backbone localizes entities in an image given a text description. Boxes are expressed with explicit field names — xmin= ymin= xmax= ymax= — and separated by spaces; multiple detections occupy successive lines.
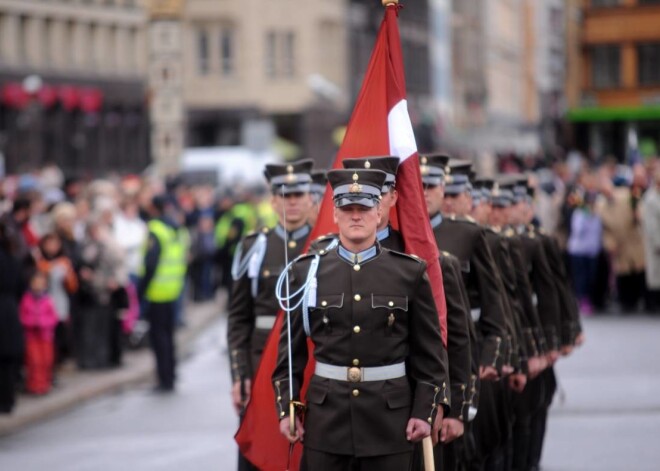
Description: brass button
xmin=280 ymin=411 xmax=285 ymax=417
xmin=288 ymin=240 xmax=297 ymax=249
xmin=434 ymin=387 xmax=439 ymax=392
xmin=388 ymin=301 xmax=394 ymax=307
xmin=277 ymin=396 xmax=282 ymax=401
xmin=353 ymin=264 xmax=361 ymax=271
xmin=354 ymin=294 xmax=361 ymax=302
xmin=444 ymin=398 xmax=449 ymax=404
xmin=319 ymin=250 xmax=326 ymax=255
xmin=275 ymin=381 xmax=280 ymax=387
xmin=353 ymin=325 xmax=361 ymax=334
xmin=352 ymin=359 xmax=360 ymax=366
xmin=352 ymin=389 xmax=360 ymax=397
xmin=427 ymin=417 xmax=433 ymax=424
xmin=321 ymin=301 xmax=328 ymax=307
xmin=263 ymin=270 xmax=270 ymax=277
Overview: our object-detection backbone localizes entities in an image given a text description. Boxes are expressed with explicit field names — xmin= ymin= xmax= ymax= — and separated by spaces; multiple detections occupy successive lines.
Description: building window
xmin=282 ymin=31 xmax=296 ymax=78
xmin=638 ymin=43 xmax=660 ymax=85
xmin=591 ymin=45 xmax=620 ymax=89
xmin=590 ymin=0 xmax=619 ymax=6
xmin=220 ymin=27 xmax=235 ymax=77
xmin=265 ymin=31 xmax=276 ymax=78
xmin=264 ymin=30 xmax=296 ymax=79
xmin=197 ymin=29 xmax=210 ymax=75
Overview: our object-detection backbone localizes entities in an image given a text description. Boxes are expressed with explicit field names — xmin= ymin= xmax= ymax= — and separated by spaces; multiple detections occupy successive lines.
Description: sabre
xmin=280 ymin=185 xmax=297 ymax=439
xmin=422 ymin=436 xmax=435 ymax=471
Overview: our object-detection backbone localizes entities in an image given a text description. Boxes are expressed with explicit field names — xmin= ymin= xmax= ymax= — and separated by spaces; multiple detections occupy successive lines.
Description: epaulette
xmin=450 ymin=214 xmax=477 ymax=225
xmin=309 ymin=233 xmax=338 ymax=255
xmin=293 ymin=252 xmax=316 ymax=263
xmin=389 ymin=250 xmax=424 ymax=263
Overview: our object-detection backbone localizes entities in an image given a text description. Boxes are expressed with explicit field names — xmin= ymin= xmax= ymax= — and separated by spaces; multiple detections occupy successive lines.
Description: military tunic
xmin=430 ymin=214 xmax=507 ymax=369
xmin=272 ymin=243 xmax=450 ymax=459
xmin=227 ymin=224 xmax=310 ymax=383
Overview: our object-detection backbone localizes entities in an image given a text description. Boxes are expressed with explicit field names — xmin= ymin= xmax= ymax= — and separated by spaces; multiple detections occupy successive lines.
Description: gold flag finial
xmin=382 ymin=0 xmax=399 ymax=6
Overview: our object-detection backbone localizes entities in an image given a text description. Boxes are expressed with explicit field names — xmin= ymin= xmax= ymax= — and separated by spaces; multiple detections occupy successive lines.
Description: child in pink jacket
xmin=20 ymin=272 xmax=59 ymax=394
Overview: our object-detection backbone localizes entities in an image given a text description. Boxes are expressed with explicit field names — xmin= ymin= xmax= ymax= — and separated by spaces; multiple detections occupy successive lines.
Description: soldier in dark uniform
xmin=273 ymin=168 xmax=450 ymax=471
xmin=343 ymin=156 xmax=473 ymax=471
xmin=227 ymin=159 xmax=314 ymax=470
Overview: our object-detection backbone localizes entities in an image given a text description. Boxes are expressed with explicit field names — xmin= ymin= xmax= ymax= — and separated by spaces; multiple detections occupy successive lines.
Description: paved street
xmin=1 ymin=314 xmax=659 ymax=471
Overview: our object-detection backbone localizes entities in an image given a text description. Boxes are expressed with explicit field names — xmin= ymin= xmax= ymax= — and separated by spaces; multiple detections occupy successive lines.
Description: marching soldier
xmin=344 ymin=156 xmax=473 ymax=471
xmin=273 ymin=168 xmax=450 ymax=470
xmin=227 ymin=159 xmax=314 ymax=470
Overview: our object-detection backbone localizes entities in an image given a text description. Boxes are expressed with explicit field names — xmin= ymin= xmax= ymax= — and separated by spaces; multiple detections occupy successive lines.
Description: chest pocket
xmin=372 ymin=295 xmax=408 ymax=337
xmin=310 ymin=294 xmax=344 ymax=336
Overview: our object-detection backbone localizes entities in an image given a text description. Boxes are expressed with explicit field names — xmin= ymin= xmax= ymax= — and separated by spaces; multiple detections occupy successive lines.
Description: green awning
xmin=567 ymin=105 xmax=660 ymax=122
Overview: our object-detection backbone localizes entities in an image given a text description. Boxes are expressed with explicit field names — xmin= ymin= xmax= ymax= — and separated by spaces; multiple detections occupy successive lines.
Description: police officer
xmin=227 ymin=159 xmax=314 ymax=470
xmin=273 ymin=168 xmax=449 ymax=471
xmin=139 ymin=195 xmax=188 ymax=392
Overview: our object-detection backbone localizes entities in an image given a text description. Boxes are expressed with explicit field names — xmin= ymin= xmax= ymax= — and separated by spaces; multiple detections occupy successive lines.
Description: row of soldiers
xmin=227 ymin=155 xmax=584 ymax=471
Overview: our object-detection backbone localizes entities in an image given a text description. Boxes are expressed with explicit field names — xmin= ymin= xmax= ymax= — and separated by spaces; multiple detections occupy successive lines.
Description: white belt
xmin=471 ymin=308 xmax=481 ymax=322
xmin=255 ymin=316 xmax=276 ymax=330
xmin=315 ymin=361 xmax=406 ymax=383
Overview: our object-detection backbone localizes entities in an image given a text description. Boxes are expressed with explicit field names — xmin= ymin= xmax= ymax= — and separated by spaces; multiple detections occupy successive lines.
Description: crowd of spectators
xmin=0 ymin=165 xmax=274 ymax=414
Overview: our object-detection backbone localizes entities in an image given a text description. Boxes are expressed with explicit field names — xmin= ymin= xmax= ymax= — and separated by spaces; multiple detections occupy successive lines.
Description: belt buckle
xmin=347 ymin=367 xmax=362 ymax=383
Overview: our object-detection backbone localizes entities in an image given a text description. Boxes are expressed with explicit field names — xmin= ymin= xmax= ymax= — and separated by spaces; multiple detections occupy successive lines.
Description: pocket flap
xmin=371 ymin=295 xmax=408 ymax=311
xmin=305 ymin=384 xmax=328 ymax=405
xmin=315 ymin=294 xmax=344 ymax=310
xmin=384 ymin=389 xmax=412 ymax=409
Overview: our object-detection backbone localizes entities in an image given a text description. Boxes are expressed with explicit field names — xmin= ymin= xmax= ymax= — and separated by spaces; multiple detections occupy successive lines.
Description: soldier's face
xmin=272 ymin=192 xmax=313 ymax=227
xmin=441 ymin=192 xmax=471 ymax=216
xmin=472 ymin=202 xmax=491 ymax=225
xmin=424 ymin=184 xmax=444 ymax=215
xmin=333 ymin=204 xmax=382 ymax=247
xmin=489 ymin=206 xmax=508 ymax=227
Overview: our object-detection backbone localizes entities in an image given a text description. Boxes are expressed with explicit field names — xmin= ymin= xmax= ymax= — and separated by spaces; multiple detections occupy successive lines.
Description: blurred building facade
xmin=449 ymin=0 xmax=542 ymax=157
xmin=182 ymin=0 xmax=350 ymax=167
xmin=566 ymin=0 xmax=660 ymax=161
xmin=0 ymin=0 xmax=150 ymax=176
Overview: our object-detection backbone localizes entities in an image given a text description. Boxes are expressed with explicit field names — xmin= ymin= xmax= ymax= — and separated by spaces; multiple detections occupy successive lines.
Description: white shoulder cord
xmin=230 ymin=233 xmax=267 ymax=281
xmin=275 ymin=237 xmax=338 ymax=336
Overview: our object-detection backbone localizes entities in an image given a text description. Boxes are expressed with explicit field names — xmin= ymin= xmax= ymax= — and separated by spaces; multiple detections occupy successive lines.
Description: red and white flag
xmin=235 ymin=5 xmax=447 ymax=470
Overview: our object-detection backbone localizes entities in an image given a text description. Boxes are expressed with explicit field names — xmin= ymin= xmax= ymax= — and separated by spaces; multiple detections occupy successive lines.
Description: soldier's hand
xmin=440 ymin=418 xmax=464 ymax=444
xmin=479 ymin=365 xmax=499 ymax=381
xmin=431 ymin=410 xmax=444 ymax=446
xmin=575 ymin=332 xmax=586 ymax=347
xmin=279 ymin=416 xmax=305 ymax=443
xmin=502 ymin=364 xmax=515 ymax=377
xmin=406 ymin=418 xmax=431 ymax=443
xmin=560 ymin=345 xmax=574 ymax=356
xmin=527 ymin=357 xmax=542 ymax=378
xmin=508 ymin=373 xmax=527 ymax=393
xmin=231 ymin=379 xmax=251 ymax=415
xmin=547 ymin=350 xmax=560 ymax=365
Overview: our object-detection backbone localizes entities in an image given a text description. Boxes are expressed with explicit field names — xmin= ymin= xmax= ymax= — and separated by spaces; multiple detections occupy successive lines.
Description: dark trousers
xmin=0 ymin=360 xmax=17 ymax=414
xmin=569 ymin=255 xmax=598 ymax=300
xmin=301 ymin=448 xmax=412 ymax=471
xmin=617 ymin=271 xmax=647 ymax=311
xmin=146 ymin=301 xmax=176 ymax=388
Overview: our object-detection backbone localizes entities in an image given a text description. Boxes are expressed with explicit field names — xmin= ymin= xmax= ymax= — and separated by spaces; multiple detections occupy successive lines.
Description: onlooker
xmin=190 ymin=215 xmax=216 ymax=302
xmin=642 ymin=167 xmax=660 ymax=312
xmin=19 ymin=271 xmax=58 ymax=395
xmin=567 ymin=191 xmax=602 ymax=315
xmin=35 ymin=233 xmax=78 ymax=363
xmin=0 ymin=223 xmax=25 ymax=413
xmin=76 ymin=216 xmax=127 ymax=369
xmin=596 ymin=166 xmax=648 ymax=312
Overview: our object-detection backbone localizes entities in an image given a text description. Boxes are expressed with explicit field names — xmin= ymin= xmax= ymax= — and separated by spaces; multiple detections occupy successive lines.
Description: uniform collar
xmin=274 ymin=224 xmax=310 ymax=241
xmin=337 ymin=243 xmax=379 ymax=265
xmin=376 ymin=225 xmax=391 ymax=242
xmin=430 ymin=212 xmax=443 ymax=229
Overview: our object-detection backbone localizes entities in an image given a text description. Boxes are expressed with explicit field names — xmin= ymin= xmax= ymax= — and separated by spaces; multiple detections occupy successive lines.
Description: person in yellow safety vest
xmin=138 ymin=195 xmax=187 ymax=393
xmin=215 ymin=200 xmax=258 ymax=290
